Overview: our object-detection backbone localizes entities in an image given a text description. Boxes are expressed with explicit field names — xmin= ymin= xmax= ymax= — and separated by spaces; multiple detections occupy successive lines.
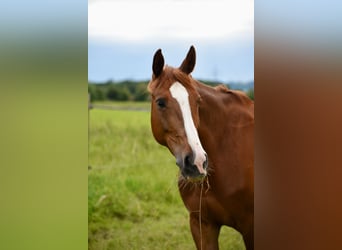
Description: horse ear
xmin=152 ymin=49 xmax=164 ymax=78
xmin=179 ymin=45 xmax=196 ymax=74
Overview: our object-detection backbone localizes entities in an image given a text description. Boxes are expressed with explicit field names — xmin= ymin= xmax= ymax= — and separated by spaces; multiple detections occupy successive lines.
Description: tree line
xmin=88 ymin=80 xmax=254 ymax=102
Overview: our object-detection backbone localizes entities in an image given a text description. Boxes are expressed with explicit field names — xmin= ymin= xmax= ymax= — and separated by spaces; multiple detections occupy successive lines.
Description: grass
xmin=88 ymin=103 xmax=245 ymax=249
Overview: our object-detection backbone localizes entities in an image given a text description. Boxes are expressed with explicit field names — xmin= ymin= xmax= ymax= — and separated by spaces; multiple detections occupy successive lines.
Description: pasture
xmin=88 ymin=102 xmax=245 ymax=249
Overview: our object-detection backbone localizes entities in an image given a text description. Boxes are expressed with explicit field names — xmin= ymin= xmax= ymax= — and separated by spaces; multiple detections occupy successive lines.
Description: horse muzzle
xmin=176 ymin=152 xmax=208 ymax=179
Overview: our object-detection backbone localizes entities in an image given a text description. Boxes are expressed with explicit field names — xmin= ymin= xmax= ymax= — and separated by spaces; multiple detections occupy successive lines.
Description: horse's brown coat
xmin=148 ymin=46 xmax=254 ymax=250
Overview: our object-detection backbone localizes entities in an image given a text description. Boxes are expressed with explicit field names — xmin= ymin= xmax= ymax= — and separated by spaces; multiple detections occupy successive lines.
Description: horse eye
xmin=156 ymin=98 xmax=166 ymax=108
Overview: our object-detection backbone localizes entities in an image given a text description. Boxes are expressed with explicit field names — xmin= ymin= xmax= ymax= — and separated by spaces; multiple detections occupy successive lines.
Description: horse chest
xmin=178 ymin=181 xmax=231 ymax=223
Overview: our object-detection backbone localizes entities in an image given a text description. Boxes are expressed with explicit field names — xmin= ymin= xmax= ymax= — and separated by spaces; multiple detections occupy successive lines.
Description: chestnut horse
xmin=148 ymin=46 xmax=254 ymax=250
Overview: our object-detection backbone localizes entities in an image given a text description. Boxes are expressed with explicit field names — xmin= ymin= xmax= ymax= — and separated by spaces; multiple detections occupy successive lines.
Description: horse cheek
xmin=151 ymin=110 xmax=166 ymax=146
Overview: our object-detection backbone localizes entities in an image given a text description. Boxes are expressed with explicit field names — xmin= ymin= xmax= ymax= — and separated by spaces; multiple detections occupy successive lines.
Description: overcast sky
xmin=88 ymin=0 xmax=254 ymax=83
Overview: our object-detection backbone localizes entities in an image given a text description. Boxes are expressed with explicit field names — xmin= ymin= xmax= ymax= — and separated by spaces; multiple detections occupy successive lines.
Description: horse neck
xmin=195 ymin=81 xmax=254 ymax=157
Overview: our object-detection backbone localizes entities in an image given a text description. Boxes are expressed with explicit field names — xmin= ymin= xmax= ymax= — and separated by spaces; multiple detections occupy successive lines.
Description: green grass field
xmin=88 ymin=102 xmax=245 ymax=250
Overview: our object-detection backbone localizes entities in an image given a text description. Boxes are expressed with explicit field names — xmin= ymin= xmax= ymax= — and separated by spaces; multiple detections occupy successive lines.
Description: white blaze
xmin=169 ymin=82 xmax=207 ymax=175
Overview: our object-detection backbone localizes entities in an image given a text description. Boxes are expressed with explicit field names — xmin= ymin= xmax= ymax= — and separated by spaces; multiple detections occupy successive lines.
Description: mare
xmin=148 ymin=46 xmax=254 ymax=250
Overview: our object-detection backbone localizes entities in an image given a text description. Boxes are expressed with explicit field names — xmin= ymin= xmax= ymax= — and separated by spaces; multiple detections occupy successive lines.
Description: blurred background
xmin=88 ymin=0 xmax=254 ymax=103
xmin=1 ymin=0 xmax=342 ymax=249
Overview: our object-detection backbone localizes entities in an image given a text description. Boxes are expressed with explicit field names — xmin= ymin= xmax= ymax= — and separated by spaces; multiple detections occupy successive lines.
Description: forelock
xmin=148 ymin=66 xmax=195 ymax=94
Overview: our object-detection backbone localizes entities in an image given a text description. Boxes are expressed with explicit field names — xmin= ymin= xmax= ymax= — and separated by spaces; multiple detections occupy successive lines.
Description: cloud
xmin=88 ymin=0 xmax=253 ymax=43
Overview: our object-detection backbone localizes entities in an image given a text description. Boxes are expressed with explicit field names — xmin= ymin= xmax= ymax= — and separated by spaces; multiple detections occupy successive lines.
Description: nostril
xmin=184 ymin=154 xmax=191 ymax=166
xmin=203 ymin=154 xmax=208 ymax=169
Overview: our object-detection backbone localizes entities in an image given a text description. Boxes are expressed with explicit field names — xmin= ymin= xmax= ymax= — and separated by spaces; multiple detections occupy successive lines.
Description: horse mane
xmin=214 ymin=84 xmax=253 ymax=105
xmin=172 ymin=67 xmax=195 ymax=89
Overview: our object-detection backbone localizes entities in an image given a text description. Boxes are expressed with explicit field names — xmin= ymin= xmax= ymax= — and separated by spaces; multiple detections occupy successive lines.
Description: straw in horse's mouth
xmin=180 ymin=169 xmax=207 ymax=182
xmin=186 ymin=174 xmax=206 ymax=183
xmin=178 ymin=171 xmax=205 ymax=181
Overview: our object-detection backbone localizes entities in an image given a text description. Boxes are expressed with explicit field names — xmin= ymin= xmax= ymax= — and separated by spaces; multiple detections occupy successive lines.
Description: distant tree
xmin=134 ymin=82 xmax=150 ymax=101
xmin=94 ymin=88 xmax=105 ymax=100
xmin=120 ymin=80 xmax=137 ymax=95
xmin=88 ymin=84 xmax=106 ymax=101
xmin=246 ymin=88 xmax=254 ymax=101
xmin=88 ymin=84 xmax=96 ymax=100
xmin=90 ymin=79 xmax=253 ymax=102
xmin=107 ymin=85 xmax=131 ymax=101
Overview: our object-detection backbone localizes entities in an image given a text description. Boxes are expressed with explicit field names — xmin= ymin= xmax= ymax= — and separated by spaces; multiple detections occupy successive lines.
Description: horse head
xmin=148 ymin=46 xmax=208 ymax=180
